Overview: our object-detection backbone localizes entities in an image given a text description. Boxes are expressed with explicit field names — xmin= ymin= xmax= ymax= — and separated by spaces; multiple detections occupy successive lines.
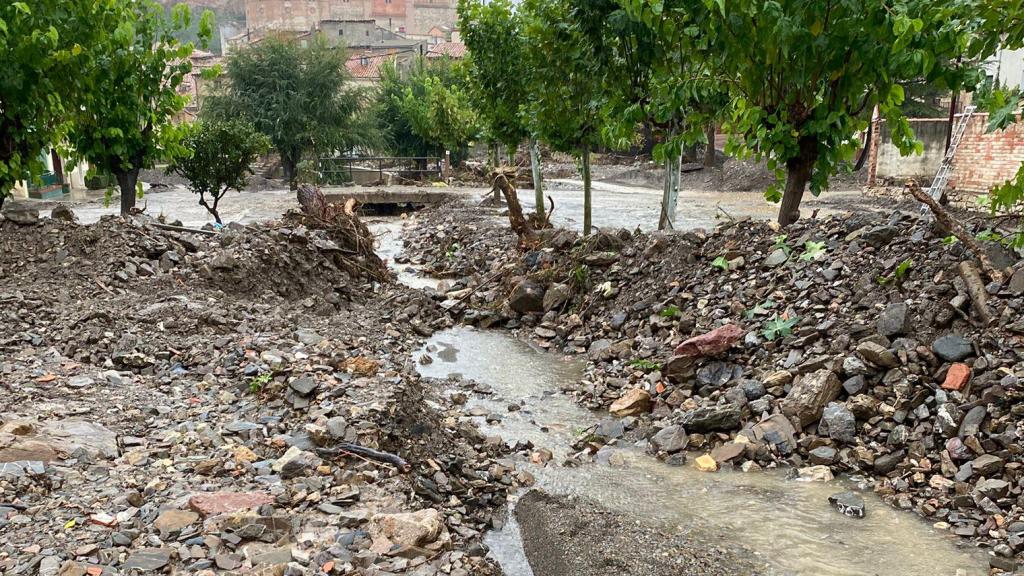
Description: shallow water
xmin=415 ymin=327 xmax=989 ymax=576
xmin=368 ymin=219 xmax=444 ymax=291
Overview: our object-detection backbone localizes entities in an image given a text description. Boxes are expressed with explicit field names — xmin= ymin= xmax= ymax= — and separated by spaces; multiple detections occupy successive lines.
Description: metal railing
xmin=317 ymin=156 xmax=443 ymax=185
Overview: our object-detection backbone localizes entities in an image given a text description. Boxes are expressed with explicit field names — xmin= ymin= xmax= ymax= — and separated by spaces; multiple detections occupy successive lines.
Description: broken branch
xmin=316 ymin=442 xmax=411 ymax=472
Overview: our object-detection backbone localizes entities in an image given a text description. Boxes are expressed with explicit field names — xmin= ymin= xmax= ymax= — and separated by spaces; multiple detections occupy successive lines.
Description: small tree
xmin=168 ymin=120 xmax=270 ymax=224
xmin=396 ymin=62 xmax=480 ymax=164
xmin=67 ymin=2 xmax=213 ymax=215
xmin=204 ymin=34 xmax=379 ymax=189
xmin=521 ymin=0 xmax=605 ymax=235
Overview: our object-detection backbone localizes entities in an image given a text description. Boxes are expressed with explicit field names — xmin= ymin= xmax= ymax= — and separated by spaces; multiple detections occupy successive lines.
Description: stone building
xmin=243 ymin=0 xmax=457 ymax=38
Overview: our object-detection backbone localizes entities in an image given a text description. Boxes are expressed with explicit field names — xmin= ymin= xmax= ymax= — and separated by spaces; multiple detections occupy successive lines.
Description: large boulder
xmin=1 ymin=203 xmax=39 ymax=226
xmin=818 ymin=402 xmax=857 ymax=443
xmin=745 ymin=414 xmax=797 ymax=454
xmin=781 ymin=370 xmax=842 ymax=428
xmin=508 ymin=280 xmax=546 ymax=314
xmin=649 ymin=425 xmax=688 ymax=454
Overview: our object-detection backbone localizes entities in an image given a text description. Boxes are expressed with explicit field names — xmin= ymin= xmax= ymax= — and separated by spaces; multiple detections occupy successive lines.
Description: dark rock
xmin=649 ymin=425 xmax=688 ymax=454
xmin=696 ymin=361 xmax=741 ymax=390
xmin=123 ymin=548 xmax=172 ymax=571
xmin=972 ymin=454 xmax=1004 ymax=476
xmin=747 ymin=414 xmax=797 ymax=454
xmin=542 ymin=283 xmax=572 ymax=311
xmin=829 ymin=491 xmax=866 ymax=518
xmin=860 ymin=225 xmax=897 ymax=248
xmin=819 ymin=402 xmax=856 ymax=443
xmin=50 ymin=204 xmax=78 ymax=223
xmin=936 ymin=403 xmax=962 ymax=438
xmin=663 ymin=355 xmax=696 ymax=386
xmin=873 ymin=451 xmax=905 ymax=475
xmin=809 ymin=446 xmax=837 ymax=465
xmin=1 ymin=204 xmax=39 ymax=226
xmin=289 ymin=376 xmax=318 ymax=396
xmin=842 ymin=375 xmax=866 ymax=396
xmin=508 ymin=280 xmax=546 ymax=314
xmin=876 ymin=303 xmax=910 ymax=337
xmin=959 ymin=405 xmax=987 ymax=438
xmin=739 ymin=379 xmax=767 ymax=400
xmin=679 ymin=404 xmax=741 ymax=433
xmin=932 ymin=334 xmax=973 ymax=362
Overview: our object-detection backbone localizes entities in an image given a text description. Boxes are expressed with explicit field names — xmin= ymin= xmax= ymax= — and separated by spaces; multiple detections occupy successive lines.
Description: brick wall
xmin=244 ymin=0 xmax=454 ymax=35
xmin=951 ymin=113 xmax=1024 ymax=194
xmin=867 ymin=113 xmax=1024 ymax=195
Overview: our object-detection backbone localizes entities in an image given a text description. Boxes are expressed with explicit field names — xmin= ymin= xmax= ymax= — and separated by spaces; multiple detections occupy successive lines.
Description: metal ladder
xmin=925 ymin=104 xmax=977 ymax=205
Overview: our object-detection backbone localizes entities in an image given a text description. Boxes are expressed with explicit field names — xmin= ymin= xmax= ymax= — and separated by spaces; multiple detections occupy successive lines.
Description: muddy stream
xmin=369 ymin=218 xmax=989 ymax=576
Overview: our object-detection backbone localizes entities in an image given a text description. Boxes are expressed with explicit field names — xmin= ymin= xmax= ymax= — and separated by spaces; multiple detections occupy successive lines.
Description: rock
xmin=856 ymin=341 xmax=898 ymax=368
xmin=1009 ymin=268 xmax=1024 ymax=296
xmin=710 ymin=442 xmax=745 ymax=463
xmin=959 ymin=405 xmax=987 ymax=437
xmin=859 ymin=225 xmax=897 ymax=248
xmin=829 ymin=491 xmax=866 ymax=518
xmin=663 ymin=355 xmax=696 ymax=385
xmin=542 ymin=283 xmax=572 ymax=311
xmin=876 ymin=302 xmax=910 ymax=337
xmin=873 ymin=450 xmax=905 ymax=475
xmin=763 ymin=248 xmax=789 ymax=267
xmin=294 ymin=329 xmax=324 ymax=346
xmin=798 ymin=465 xmax=834 ymax=482
xmin=695 ymin=361 xmax=741 ymax=390
xmin=673 ymin=324 xmax=745 ymax=357
xmin=1 ymin=204 xmax=39 ymax=225
xmin=842 ymin=375 xmax=866 ymax=396
xmin=679 ymin=404 xmax=741 ymax=433
xmin=369 ymin=508 xmax=449 ymax=554
xmin=594 ymin=418 xmax=625 ymax=439
xmin=508 ymin=280 xmax=546 ymax=314
xmin=154 ymin=509 xmax=199 ymax=535
xmin=50 ymin=204 xmax=78 ymax=223
xmin=609 ymin=388 xmax=651 ymax=417
xmin=819 ymin=402 xmax=857 ymax=444
xmin=975 ymin=478 xmax=1010 ymax=499
xmin=747 ymin=414 xmax=798 ymax=454
xmin=781 ymin=370 xmax=842 ymax=427
xmin=809 ymin=446 xmax=838 ymax=465
xmin=123 ymin=548 xmax=172 ymax=571
xmin=942 ymin=363 xmax=971 ymax=391
xmin=936 ymin=403 xmax=963 ymax=438
xmin=694 ymin=454 xmax=718 ymax=472
xmin=188 ymin=492 xmax=274 ymax=517
xmin=289 ymin=376 xmax=318 ymax=396
xmin=739 ymin=379 xmax=767 ymax=400
xmin=972 ymin=454 xmax=1004 ymax=476
xmin=650 ymin=425 xmax=688 ymax=454
xmin=273 ymin=447 xmax=321 ymax=479
xmin=932 ymin=335 xmax=973 ymax=362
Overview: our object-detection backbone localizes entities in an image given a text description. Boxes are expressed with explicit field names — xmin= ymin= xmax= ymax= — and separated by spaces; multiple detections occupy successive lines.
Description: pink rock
xmin=673 ymin=324 xmax=745 ymax=357
xmin=188 ymin=492 xmax=274 ymax=517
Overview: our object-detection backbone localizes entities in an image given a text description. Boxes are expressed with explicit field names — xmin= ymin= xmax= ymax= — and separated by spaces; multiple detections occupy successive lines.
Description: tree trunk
xmin=854 ymin=125 xmax=872 ymax=172
xmin=581 ymin=144 xmax=592 ymax=236
xmin=115 ymin=168 xmax=140 ymax=215
xmin=659 ymin=150 xmax=681 ymax=230
xmin=493 ymin=169 xmax=534 ymax=241
xmin=704 ymin=123 xmax=716 ymax=168
xmin=282 ymin=154 xmax=298 ymax=190
xmin=0 ymin=193 xmax=6 ymax=212
xmin=529 ymin=138 xmax=544 ymax=220
xmin=778 ymin=136 xmax=818 ymax=227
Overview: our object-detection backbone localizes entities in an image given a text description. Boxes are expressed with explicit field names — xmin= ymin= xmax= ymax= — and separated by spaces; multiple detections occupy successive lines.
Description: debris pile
xmin=403 ymin=202 xmax=1024 ymax=567
xmin=0 ymin=209 xmax=520 ymax=576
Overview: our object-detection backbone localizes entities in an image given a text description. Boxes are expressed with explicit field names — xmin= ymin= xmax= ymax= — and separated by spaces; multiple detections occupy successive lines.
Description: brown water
xmin=415 ymin=327 xmax=990 ymax=576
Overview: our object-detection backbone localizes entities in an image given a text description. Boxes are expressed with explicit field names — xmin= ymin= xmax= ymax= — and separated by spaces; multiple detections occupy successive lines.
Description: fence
xmin=317 ymin=156 xmax=443 ymax=185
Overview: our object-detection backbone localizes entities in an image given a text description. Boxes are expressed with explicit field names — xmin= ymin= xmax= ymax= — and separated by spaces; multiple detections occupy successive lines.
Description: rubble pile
xmin=0 ymin=211 xmax=520 ymax=576
xmin=403 ymin=202 xmax=1024 ymax=567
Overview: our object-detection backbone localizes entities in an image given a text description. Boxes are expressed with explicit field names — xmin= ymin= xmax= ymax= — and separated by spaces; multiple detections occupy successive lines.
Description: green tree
xmin=66 ymin=2 xmax=213 ymax=215
xmin=377 ymin=58 xmax=479 ymax=166
xmin=522 ymin=0 xmax=605 ymax=235
xmin=0 ymin=0 xmax=128 ymax=209
xmin=204 ymin=34 xmax=379 ymax=189
xmin=168 ymin=120 xmax=270 ymax=224
xmin=696 ymin=0 xmax=975 ymax=226
xmin=459 ymin=0 xmax=545 ymax=213
xmin=580 ymin=0 xmax=727 ymax=230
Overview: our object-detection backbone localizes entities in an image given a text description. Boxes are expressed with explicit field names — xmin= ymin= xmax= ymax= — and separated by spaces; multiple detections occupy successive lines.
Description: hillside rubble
xmin=401 ymin=201 xmax=1024 ymax=571
xmin=0 ymin=211 xmax=524 ymax=576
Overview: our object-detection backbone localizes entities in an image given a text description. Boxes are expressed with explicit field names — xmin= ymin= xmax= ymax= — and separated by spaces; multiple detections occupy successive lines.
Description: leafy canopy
xmin=458 ymin=0 xmax=530 ymax=150
xmin=204 ymin=34 xmax=379 ymax=185
xmin=0 ymin=0 xmax=140 ymax=202
xmin=66 ymin=1 xmax=214 ymax=211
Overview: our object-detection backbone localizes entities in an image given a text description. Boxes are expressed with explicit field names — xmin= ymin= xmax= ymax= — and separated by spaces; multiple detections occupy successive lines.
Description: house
xmin=9 ymin=149 xmax=89 ymax=200
xmin=242 ymin=0 xmax=458 ymax=38
xmin=425 ymin=40 xmax=465 ymax=60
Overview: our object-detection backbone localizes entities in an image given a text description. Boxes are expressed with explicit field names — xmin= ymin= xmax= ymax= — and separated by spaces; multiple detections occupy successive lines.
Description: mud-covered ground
xmin=0 ymin=210 xmax=519 ymax=576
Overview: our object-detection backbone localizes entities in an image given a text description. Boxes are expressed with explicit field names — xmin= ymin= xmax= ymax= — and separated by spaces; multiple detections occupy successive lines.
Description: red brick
xmin=942 ymin=363 xmax=972 ymax=391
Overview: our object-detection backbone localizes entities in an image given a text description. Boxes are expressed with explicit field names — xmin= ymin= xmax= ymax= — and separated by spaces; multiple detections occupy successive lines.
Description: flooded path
xmin=415 ymin=327 xmax=989 ymax=576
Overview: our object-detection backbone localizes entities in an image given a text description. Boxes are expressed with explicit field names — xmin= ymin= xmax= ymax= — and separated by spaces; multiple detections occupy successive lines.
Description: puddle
xmin=415 ymin=327 xmax=989 ymax=576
